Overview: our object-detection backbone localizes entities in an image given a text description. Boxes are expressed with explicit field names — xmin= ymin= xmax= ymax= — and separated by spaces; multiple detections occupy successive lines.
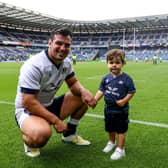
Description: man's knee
xmin=23 ymin=125 xmax=52 ymax=148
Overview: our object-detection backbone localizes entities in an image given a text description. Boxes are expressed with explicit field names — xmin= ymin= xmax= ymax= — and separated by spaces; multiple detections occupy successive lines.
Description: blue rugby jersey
xmin=99 ymin=72 xmax=136 ymax=113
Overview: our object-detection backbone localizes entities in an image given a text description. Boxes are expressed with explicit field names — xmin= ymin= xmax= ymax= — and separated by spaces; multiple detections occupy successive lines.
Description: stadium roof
xmin=1 ymin=2 xmax=168 ymax=33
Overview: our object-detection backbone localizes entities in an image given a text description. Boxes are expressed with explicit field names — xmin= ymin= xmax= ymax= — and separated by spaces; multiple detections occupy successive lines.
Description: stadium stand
xmin=0 ymin=2 xmax=168 ymax=62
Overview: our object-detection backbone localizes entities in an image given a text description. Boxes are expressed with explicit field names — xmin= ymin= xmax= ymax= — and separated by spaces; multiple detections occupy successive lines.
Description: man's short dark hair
xmin=49 ymin=28 xmax=72 ymax=40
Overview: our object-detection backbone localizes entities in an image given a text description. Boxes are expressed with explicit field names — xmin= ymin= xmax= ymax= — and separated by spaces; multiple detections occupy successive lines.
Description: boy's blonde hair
xmin=106 ymin=49 xmax=126 ymax=64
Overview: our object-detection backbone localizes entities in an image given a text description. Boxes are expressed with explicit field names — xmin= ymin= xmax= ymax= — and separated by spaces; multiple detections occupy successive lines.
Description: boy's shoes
xmin=62 ymin=134 xmax=91 ymax=145
xmin=110 ymin=147 xmax=125 ymax=160
xmin=102 ymin=141 xmax=116 ymax=153
xmin=24 ymin=143 xmax=40 ymax=157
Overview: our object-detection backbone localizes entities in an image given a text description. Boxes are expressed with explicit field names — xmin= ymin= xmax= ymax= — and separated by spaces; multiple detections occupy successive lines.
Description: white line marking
xmin=130 ymin=119 xmax=168 ymax=128
xmin=87 ymin=75 xmax=102 ymax=79
xmin=1 ymin=101 xmax=168 ymax=128
xmin=86 ymin=113 xmax=104 ymax=119
xmin=0 ymin=101 xmax=14 ymax=105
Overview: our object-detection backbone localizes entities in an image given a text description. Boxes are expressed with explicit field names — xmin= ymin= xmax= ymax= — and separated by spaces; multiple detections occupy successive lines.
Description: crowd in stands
xmin=0 ymin=27 xmax=168 ymax=62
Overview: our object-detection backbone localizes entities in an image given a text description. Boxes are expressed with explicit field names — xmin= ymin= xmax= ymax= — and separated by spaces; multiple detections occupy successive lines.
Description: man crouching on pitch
xmin=15 ymin=28 xmax=97 ymax=157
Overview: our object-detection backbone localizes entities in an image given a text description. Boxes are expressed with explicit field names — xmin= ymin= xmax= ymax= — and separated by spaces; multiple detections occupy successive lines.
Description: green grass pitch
xmin=0 ymin=61 xmax=168 ymax=168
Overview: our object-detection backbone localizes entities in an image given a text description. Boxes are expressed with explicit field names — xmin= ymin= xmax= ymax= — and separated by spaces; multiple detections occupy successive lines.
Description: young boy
xmin=95 ymin=49 xmax=136 ymax=160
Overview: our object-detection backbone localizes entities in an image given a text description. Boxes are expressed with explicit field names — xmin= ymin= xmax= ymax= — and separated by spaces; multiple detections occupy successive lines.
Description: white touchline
xmin=1 ymin=100 xmax=168 ymax=128
xmin=0 ymin=101 xmax=15 ymax=105
xmin=87 ymin=75 xmax=102 ymax=79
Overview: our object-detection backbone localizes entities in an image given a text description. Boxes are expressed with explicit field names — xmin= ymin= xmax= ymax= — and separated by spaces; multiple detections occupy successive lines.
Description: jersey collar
xmin=45 ymin=49 xmax=61 ymax=69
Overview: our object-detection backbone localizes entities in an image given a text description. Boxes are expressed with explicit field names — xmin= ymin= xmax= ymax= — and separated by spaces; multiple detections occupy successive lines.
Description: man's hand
xmin=53 ymin=120 xmax=67 ymax=133
xmin=67 ymin=78 xmax=97 ymax=108
xmin=81 ymin=89 xmax=97 ymax=108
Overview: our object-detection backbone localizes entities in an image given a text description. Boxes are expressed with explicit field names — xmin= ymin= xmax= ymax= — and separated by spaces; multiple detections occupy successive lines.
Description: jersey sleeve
xmin=125 ymin=76 xmax=136 ymax=94
xmin=19 ymin=62 xmax=41 ymax=92
xmin=64 ymin=58 xmax=75 ymax=80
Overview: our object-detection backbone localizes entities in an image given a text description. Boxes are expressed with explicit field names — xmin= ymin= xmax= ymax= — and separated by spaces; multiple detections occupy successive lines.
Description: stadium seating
xmin=0 ymin=28 xmax=168 ymax=62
